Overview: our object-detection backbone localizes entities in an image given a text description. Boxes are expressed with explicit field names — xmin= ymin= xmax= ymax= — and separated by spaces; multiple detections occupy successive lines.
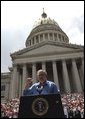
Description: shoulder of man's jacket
xmin=47 ymin=80 xmax=55 ymax=84
xmin=30 ymin=82 xmax=39 ymax=88
xmin=26 ymin=83 xmax=38 ymax=90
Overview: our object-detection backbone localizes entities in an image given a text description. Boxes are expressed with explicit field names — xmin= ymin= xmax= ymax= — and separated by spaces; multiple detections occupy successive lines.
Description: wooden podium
xmin=18 ymin=93 xmax=65 ymax=118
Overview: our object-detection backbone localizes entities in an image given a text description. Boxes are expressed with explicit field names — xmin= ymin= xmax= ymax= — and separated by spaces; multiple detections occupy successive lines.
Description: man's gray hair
xmin=37 ymin=69 xmax=47 ymax=76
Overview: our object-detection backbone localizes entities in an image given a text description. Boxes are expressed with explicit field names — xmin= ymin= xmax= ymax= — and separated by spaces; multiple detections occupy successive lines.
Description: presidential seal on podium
xmin=32 ymin=97 xmax=49 ymax=116
xmin=18 ymin=94 xmax=65 ymax=118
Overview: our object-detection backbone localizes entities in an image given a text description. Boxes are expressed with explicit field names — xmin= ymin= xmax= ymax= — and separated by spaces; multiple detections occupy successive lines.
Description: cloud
xmin=72 ymin=15 xmax=84 ymax=33
xmin=61 ymin=14 xmax=84 ymax=45
xmin=68 ymin=27 xmax=84 ymax=45
xmin=1 ymin=28 xmax=27 ymax=72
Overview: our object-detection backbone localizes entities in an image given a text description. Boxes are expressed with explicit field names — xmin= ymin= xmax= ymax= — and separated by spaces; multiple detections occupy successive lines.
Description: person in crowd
xmin=74 ymin=107 xmax=81 ymax=118
xmin=23 ymin=69 xmax=59 ymax=96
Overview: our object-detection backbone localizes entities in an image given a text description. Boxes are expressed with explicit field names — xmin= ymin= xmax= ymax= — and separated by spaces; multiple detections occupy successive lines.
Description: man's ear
xmin=46 ymin=74 xmax=48 ymax=78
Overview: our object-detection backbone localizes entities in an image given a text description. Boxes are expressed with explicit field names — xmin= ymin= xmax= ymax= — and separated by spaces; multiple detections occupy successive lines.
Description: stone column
xmin=10 ymin=64 xmax=17 ymax=98
xmin=80 ymin=58 xmax=84 ymax=90
xmin=32 ymin=63 xmax=37 ymax=83
xmin=19 ymin=73 xmax=22 ymax=97
xmin=81 ymin=58 xmax=84 ymax=76
xmin=52 ymin=61 xmax=60 ymax=90
xmin=16 ymin=70 xmax=20 ymax=98
xmin=8 ymin=67 xmax=13 ymax=100
xmin=22 ymin=64 xmax=27 ymax=94
xmin=5 ymin=83 xmax=9 ymax=101
xmin=42 ymin=62 xmax=46 ymax=71
xmin=72 ymin=59 xmax=82 ymax=92
xmin=62 ymin=60 xmax=71 ymax=93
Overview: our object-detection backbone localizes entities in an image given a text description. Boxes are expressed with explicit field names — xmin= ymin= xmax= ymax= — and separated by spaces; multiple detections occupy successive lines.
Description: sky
xmin=1 ymin=1 xmax=84 ymax=72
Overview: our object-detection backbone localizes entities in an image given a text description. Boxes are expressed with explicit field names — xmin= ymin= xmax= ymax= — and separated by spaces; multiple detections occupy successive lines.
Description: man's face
xmin=37 ymin=71 xmax=47 ymax=83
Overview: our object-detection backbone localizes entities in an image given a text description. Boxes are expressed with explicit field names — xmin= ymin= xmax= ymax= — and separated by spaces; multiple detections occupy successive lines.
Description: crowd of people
xmin=1 ymin=98 xmax=20 ymax=118
xmin=1 ymin=70 xmax=84 ymax=118
xmin=1 ymin=93 xmax=84 ymax=118
xmin=61 ymin=93 xmax=84 ymax=118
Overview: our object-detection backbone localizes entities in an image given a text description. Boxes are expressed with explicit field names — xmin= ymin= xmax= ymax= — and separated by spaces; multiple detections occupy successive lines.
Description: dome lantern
xmin=41 ymin=8 xmax=47 ymax=18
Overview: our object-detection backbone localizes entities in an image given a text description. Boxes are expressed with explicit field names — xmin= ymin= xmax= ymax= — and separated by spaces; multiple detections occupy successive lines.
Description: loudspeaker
xmin=18 ymin=93 xmax=65 ymax=118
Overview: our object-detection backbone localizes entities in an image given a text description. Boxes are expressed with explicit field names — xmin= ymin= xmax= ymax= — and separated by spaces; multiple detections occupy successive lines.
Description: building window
xmin=54 ymin=33 xmax=57 ymax=41
xmin=1 ymin=96 xmax=5 ymax=98
xmin=50 ymin=33 xmax=52 ymax=40
xmin=58 ymin=34 xmax=61 ymax=40
xmin=29 ymin=40 xmax=31 ymax=45
xmin=62 ymin=36 xmax=64 ymax=42
xmin=36 ymin=36 xmax=39 ymax=43
xmin=45 ymin=33 xmax=48 ymax=40
xmin=1 ymin=85 xmax=5 ymax=91
xmin=40 ymin=34 xmax=43 ymax=41
xmin=32 ymin=38 xmax=34 ymax=45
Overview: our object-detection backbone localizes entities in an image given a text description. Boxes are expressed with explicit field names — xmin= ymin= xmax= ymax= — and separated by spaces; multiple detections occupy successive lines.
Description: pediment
xmin=16 ymin=43 xmax=82 ymax=57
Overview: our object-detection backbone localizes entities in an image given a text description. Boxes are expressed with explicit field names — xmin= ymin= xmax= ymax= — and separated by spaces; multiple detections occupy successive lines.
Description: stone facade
xmin=1 ymin=11 xmax=84 ymax=102
xmin=1 ymin=72 xmax=11 ymax=102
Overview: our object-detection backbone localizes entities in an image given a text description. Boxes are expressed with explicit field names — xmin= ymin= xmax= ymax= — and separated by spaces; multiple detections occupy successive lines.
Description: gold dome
xmin=33 ymin=9 xmax=59 ymax=28
xmin=25 ymin=9 xmax=69 ymax=47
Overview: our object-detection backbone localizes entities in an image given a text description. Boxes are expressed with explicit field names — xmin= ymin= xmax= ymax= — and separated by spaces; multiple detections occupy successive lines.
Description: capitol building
xmin=1 ymin=10 xmax=84 ymax=102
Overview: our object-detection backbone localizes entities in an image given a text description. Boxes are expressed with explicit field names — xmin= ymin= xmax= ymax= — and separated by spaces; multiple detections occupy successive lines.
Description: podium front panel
xmin=18 ymin=94 xmax=65 ymax=118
